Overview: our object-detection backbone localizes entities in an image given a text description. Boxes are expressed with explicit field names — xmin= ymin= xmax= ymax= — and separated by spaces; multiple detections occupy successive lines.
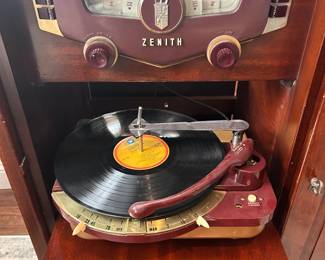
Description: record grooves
xmin=55 ymin=109 xmax=225 ymax=218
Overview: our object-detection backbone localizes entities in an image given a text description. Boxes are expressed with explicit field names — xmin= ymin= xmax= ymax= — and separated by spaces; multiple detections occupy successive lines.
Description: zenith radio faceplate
xmin=33 ymin=0 xmax=292 ymax=68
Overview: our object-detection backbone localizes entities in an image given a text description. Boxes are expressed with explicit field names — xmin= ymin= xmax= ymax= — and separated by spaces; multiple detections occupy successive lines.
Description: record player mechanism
xmin=52 ymin=107 xmax=276 ymax=243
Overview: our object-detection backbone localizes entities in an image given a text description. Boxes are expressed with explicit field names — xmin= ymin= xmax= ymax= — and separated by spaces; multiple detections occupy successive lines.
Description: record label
xmin=113 ymin=134 xmax=170 ymax=170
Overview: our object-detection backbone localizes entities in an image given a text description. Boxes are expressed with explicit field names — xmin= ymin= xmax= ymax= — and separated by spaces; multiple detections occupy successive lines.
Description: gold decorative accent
xmin=214 ymin=130 xmax=247 ymax=144
xmin=68 ymin=224 xmax=266 ymax=240
xmin=72 ymin=222 xmax=87 ymax=236
xmin=32 ymin=1 xmax=63 ymax=36
xmin=140 ymin=0 xmax=184 ymax=34
xmin=37 ymin=19 xmax=63 ymax=37
xmin=263 ymin=0 xmax=292 ymax=34
xmin=196 ymin=216 xmax=210 ymax=228
xmin=154 ymin=0 xmax=169 ymax=30
xmin=214 ymin=130 xmax=234 ymax=143
xmin=120 ymin=54 xmax=205 ymax=69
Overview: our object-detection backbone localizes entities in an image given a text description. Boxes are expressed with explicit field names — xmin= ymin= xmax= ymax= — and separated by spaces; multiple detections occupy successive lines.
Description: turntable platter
xmin=55 ymin=109 xmax=225 ymax=218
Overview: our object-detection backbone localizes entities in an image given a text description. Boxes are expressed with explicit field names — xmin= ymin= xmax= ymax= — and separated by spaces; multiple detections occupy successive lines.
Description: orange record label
xmin=113 ymin=135 xmax=169 ymax=170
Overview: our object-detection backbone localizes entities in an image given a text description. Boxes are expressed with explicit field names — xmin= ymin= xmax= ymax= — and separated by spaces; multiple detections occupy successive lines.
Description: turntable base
xmin=45 ymin=218 xmax=287 ymax=260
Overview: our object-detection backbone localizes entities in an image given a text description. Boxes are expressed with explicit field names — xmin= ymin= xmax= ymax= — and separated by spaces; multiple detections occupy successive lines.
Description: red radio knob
xmin=207 ymin=35 xmax=241 ymax=69
xmin=83 ymin=36 xmax=118 ymax=69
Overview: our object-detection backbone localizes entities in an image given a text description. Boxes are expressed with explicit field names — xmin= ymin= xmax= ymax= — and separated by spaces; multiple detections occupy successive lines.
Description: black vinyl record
xmin=55 ymin=109 xmax=225 ymax=218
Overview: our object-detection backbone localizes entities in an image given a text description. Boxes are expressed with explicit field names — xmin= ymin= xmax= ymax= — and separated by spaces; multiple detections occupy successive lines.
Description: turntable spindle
xmin=136 ymin=106 xmax=144 ymax=152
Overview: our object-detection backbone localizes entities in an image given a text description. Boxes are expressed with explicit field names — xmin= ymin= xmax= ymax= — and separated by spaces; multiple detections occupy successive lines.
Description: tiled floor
xmin=0 ymin=236 xmax=37 ymax=260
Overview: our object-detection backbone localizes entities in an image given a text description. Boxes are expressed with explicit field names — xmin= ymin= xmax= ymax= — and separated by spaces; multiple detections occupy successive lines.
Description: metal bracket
xmin=280 ymin=80 xmax=296 ymax=88
xmin=309 ymin=177 xmax=324 ymax=195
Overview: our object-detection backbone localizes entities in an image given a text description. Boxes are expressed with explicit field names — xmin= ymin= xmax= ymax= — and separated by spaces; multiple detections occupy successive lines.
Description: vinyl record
xmin=55 ymin=109 xmax=225 ymax=218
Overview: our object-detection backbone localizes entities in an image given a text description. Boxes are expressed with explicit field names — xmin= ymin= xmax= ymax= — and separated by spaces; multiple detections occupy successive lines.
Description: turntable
xmin=52 ymin=107 xmax=276 ymax=243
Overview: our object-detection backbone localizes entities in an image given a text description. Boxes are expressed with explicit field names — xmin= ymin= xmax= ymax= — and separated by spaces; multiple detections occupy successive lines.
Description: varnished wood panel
xmin=236 ymin=81 xmax=292 ymax=197
xmin=0 ymin=189 xmax=28 ymax=235
xmin=312 ymin=224 xmax=325 ymax=260
xmin=0 ymin=75 xmax=49 ymax=258
xmin=281 ymin=74 xmax=325 ymax=260
xmin=1 ymin=0 xmax=313 ymax=82
xmin=45 ymin=218 xmax=287 ymax=260
xmin=274 ymin=0 xmax=325 ymax=236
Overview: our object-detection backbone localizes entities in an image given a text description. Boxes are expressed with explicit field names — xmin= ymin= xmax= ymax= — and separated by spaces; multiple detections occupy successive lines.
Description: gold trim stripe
xmin=33 ymin=0 xmax=63 ymax=36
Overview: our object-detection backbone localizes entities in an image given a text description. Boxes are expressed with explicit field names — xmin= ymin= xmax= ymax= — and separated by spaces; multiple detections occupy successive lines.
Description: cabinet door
xmin=312 ymin=223 xmax=325 ymax=260
xmin=281 ymin=75 xmax=325 ymax=259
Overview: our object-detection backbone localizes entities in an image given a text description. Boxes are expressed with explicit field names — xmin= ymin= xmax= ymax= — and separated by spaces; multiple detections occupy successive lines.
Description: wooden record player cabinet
xmin=0 ymin=0 xmax=324 ymax=259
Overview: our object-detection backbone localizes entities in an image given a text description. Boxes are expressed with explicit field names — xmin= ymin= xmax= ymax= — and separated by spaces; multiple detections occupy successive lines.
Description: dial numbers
xmin=122 ymin=0 xmax=140 ymax=17
xmin=52 ymin=190 xmax=225 ymax=235
xmin=84 ymin=0 xmax=139 ymax=18
xmin=202 ymin=0 xmax=241 ymax=16
xmin=186 ymin=0 xmax=203 ymax=16
xmin=84 ymin=0 xmax=241 ymax=18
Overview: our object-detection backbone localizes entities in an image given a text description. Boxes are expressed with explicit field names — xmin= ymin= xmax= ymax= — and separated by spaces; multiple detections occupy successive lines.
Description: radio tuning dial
xmin=207 ymin=35 xmax=241 ymax=69
xmin=83 ymin=36 xmax=118 ymax=69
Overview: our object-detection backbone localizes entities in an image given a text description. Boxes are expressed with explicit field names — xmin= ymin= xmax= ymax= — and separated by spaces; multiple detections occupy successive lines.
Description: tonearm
xmin=129 ymin=107 xmax=249 ymax=148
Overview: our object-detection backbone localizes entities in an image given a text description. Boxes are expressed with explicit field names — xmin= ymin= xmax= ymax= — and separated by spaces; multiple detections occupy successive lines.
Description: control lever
xmin=128 ymin=139 xmax=254 ymax=219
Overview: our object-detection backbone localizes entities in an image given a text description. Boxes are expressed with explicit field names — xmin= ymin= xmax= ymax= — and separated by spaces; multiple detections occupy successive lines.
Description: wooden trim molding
xmin=273 ymin=0 xmax=325 ymax=234
xmin=278 ymin=0 xmax=325 ymax=257
xmin=0 ymin=80 xmax=49 ymax=258
xmin=281 ymin=72 xmax=325 ymax=259
xmin=0 ymin=35 xmax=53 ymax=258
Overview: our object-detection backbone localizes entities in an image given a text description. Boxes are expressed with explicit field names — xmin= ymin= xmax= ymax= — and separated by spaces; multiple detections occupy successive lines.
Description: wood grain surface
xmin=274 ymin=0 xmax=325 ymax=246
xmin=236 ymin=80 xmax=292 ymax=196
xmin=45 ymin=218 xmax=287 ymax=260
xmin=0 ymin=189 xmax=28 ymax=235
xmin=281 ymin=74 xmax=325 ymax=260
xmin=0 ymin=77 xmax=50 ymax=258
xmin=312 ymin=224 xmax=325 ymax=260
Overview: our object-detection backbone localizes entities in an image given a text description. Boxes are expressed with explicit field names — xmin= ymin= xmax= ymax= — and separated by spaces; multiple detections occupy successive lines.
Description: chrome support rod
xmin=136 ymin=107 xmax=144 ymax=152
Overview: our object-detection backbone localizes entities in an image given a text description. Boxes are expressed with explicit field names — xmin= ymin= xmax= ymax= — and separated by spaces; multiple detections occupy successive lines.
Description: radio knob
xmin=83 ymin=36 xmax=118 ymax=69
xmin=207 ymin=35 xmax=241 ymax=69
